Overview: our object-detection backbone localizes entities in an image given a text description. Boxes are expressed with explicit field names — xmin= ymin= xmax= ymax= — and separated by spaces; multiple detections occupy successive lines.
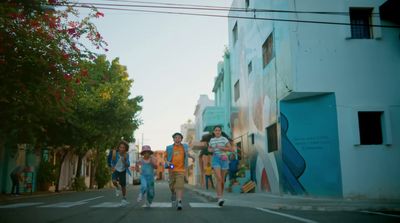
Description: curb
xmin=187 ymin=186 xmax=400 ymax=212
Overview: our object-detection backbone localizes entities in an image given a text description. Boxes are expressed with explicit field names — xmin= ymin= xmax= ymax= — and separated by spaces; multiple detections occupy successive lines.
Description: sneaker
xmin=176 ymin=200 xmax=182 ymax=210
xmin=121 ymin=198 xmax=129 ymax=207
xmin=137 ymin=193 xmax=143 ymax=202
xmin=217 ymin=198 xmax=224 ymax=207
xmin=145 ymin=200 xmax=151 ymax=207
xmin=115 ymin=188 xmax=120 ymax=197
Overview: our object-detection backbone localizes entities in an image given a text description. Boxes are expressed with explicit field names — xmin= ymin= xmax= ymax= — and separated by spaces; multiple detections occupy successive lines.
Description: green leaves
xmin=0 ymin=1 xmax=141 ymax=149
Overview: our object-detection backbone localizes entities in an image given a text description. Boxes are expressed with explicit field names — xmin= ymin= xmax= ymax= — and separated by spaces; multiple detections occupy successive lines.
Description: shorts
xmin=169 ymin=171 xmax=185 ymax=190
xmin=211 ymin=155 xmax=229 ymax=170
xmin=229 ymin=171 xmax=237 ymax=180
xmin=112 ymin=170 xmax=127 ymax=187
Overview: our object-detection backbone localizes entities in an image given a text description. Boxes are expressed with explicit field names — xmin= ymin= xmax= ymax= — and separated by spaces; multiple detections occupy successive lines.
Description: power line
xmin=67 ymin=3 xmax=400 ymax=29
xmin=100 ymin=0 xmax=380 ymax=16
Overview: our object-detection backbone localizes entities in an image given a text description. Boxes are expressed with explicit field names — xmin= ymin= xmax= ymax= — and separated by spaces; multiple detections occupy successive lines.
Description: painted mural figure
xmin=280 ymin=113 xmax=306 ymax=195
xmin=135 ymin=145 xmax=157 ymax=207
xmin=208 ymin=126 xmax=234 ymax=207
xmin=107 ymin=140 xmax=131 ymax=206
xmin=165 ymin=132 xmax=193 ymax=210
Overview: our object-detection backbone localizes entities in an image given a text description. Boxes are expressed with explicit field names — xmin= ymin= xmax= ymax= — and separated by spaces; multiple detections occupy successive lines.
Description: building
xmin=193 ymin=95 xmax=215 ymax=141
xmin=180 ymin=121 xmax=196 ymax=185
xmin=153 ymin=151 xmax=166 ymax=180
xmin=226 ymin=0 xmax=400 ymax=198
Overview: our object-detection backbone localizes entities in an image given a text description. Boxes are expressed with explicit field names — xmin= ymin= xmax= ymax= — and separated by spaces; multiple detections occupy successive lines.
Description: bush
xmin=37 ymin=160 xmax=56 ymax=191
xmin=95 ymin=152 xmax=111 ymax=189
xmin=71 ymin=177 xmax=87 ymax=191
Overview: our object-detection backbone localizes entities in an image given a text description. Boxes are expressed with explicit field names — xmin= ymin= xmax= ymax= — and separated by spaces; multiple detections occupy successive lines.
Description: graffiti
xmin=293 ymin=136 xmax=331 ymax=150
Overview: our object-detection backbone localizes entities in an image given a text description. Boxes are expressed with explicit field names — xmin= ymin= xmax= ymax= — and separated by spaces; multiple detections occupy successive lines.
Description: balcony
xmin=202 ymin=106 xmax=226 ymax=132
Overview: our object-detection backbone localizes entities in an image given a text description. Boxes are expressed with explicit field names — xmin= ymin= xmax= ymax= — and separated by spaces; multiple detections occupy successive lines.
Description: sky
xmin=79 ymin=0 xmax=233 ymax=150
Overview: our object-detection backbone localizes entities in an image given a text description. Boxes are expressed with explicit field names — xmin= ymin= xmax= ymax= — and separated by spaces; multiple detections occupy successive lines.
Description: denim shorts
xmin=112 ymin=170 xmax=127 ymax=187
xmin=211 ymin=155 xmax=229 ymax=170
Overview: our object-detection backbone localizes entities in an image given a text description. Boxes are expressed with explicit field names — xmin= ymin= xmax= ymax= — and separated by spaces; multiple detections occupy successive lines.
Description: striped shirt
xmin=209 ymin=136 xmax=229 ymax=156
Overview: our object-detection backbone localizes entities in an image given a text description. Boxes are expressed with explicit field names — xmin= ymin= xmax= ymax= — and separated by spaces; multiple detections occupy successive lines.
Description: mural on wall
xmin=279 ymin=94 xmax=343 ymax=197
xmin=279 ymin=113 xmax=307 ymax=195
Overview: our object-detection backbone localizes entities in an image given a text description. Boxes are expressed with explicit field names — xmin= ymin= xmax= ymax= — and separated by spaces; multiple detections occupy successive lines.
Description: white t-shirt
xmin=115 ymin=155 xmax=126 ymax=172
xmin=209 ymin=136 xmax=229 ymax=156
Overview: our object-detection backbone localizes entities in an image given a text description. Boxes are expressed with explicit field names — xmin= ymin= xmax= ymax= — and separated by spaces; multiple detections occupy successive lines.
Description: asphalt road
xmin=0 ymin=182 xmax=399 ymax=223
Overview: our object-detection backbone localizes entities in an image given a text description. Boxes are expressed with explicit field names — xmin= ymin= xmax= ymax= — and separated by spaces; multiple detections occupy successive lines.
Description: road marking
xmin=39 ymin=196 xmax=104 ymax=208
xmin=79 ymin=196 xmax=104 ymax=202
xmin=91 ymin=202 xmax=123 ymax=208
xmin=361 ymin=211 xmax=400 ymax=218
xmin=255 ymin=208 xmax=319 ymax=223
xmin=39 ymin=201 xmax=87 ymax=208
xmin=142 ymin=202 xmax=172 ymax=208
xmin=0 ymin=202 xmax=44 ymax=208
xmin=189 ymin=203 xmax=220 ymax=208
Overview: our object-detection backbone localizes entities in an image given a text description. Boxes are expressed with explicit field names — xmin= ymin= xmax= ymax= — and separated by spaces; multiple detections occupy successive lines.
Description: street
xmin=0 ymin=182 xmax=399 ymax=223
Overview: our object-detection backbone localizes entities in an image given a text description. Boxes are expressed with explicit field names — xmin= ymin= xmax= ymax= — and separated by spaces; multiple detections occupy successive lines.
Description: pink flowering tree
xmin=0 ymin=0 xmax=107 ymax=145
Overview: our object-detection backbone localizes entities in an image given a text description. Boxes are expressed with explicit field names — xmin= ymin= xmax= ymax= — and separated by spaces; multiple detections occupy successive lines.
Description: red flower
xmin=95 ymin=12 xmax=105 ymax=18
xmin=81 ymin=69 xmax=88 ymax=77
xmin=64 ymin=74 xmax=72 ymax=81
xmin=62 ymin=52 xmax=69 ymax=60
xmin=67 ymin=27 xmax=76 ymax=35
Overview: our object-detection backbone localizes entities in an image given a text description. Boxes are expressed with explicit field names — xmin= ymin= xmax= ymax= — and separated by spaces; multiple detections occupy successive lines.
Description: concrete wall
xmin=228 ymin=0 xmax=400 ymax=198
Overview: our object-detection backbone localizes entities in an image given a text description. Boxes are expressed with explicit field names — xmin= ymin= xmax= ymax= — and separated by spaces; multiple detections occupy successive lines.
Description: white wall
xmin=289 ymin=0 xmax=400 ymax=198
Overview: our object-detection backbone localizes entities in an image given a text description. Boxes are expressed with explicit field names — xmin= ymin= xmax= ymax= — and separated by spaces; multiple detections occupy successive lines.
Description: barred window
xmin=350 ymin=8 xmax=373 ymax=39
xmin=358 ymin=111 xmax=383 ymax=145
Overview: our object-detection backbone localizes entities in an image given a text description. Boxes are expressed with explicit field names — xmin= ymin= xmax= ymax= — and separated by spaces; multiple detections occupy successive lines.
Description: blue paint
xmin=280 ymin=93 xmax=342 ymax=197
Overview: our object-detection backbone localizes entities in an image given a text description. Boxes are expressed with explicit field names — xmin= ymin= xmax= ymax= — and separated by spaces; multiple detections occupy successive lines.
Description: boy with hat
xmin=135 ymin=145 xmax=157 ymax=207
xmin=165 ymin=132 xmax=194 ymax=210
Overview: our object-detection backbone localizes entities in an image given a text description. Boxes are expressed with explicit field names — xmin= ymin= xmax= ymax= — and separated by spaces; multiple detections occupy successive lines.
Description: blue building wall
xmin=280 ymin=93 xmax=342 ymax=197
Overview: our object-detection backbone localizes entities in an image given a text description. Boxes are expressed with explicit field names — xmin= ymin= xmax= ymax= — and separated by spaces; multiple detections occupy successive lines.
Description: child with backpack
xmin=107 ymin=140 xmax=131 ymax=206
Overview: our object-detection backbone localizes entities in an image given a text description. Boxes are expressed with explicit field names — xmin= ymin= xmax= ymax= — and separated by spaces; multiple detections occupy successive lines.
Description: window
xmin=245 ymin=0 xmax=250 ymax=9
xmin=350 ymin=8 xmax=373 ymax=39
xmin=234 ymin=80 xmax=240 ymax=101
xmin=248 ymin=61 xmax=252 ymax=75
xmin=233 ymin=22 xmax=238 ymax=45
xmin=262 ymin=33 xmax=274 ymax=68
xmin=267 ymin=123 xmax=278 ymax=152
xmin=358 ymin=111 xmax=383 ymax=145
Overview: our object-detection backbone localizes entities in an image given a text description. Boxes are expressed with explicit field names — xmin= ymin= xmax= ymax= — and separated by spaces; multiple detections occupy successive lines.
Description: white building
xmin=228 ymin=0 xmax=400 ymax=198
xmin=193 ymin=95 xmax=215 ymax=140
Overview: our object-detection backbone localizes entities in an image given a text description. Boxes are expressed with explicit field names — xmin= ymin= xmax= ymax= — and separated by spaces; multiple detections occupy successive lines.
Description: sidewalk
xmin=186 ymin=184 xmax=400 ymax=212
xmin=0 ymin=191 xmax=62 ymax=203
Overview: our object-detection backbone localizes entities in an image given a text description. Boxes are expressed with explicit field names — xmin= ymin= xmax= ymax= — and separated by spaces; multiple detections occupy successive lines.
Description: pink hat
xmin=140 ymin=145 xmax=153 ymax=155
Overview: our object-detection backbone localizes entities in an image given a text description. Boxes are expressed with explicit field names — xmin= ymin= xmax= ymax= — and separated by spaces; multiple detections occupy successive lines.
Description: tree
xmin=0 ymin=0 xmax=107 ymax=146
xmin=68 ymin=55 xmax=142 ymax=188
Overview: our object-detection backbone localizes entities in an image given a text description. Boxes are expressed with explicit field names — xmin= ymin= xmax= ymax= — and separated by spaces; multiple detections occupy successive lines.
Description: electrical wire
xmin=100 ymin=0 xmax=380 ymax=16
xmin=66 ymin=3 xmax=400 ymax=29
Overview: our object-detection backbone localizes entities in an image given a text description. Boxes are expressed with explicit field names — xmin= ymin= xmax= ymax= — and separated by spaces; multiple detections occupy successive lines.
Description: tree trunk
xmin=55 ymin=149 xmax=68 ymax=192
xmin=89 ymin=148 xmax=99 ymax=189
xmin=75 ymin=152 xmax=85 ymax=179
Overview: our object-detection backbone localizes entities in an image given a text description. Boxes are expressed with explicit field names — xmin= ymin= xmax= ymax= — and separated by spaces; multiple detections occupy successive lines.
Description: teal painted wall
xmin=280 ymin=94 xmax=342 ymax=197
